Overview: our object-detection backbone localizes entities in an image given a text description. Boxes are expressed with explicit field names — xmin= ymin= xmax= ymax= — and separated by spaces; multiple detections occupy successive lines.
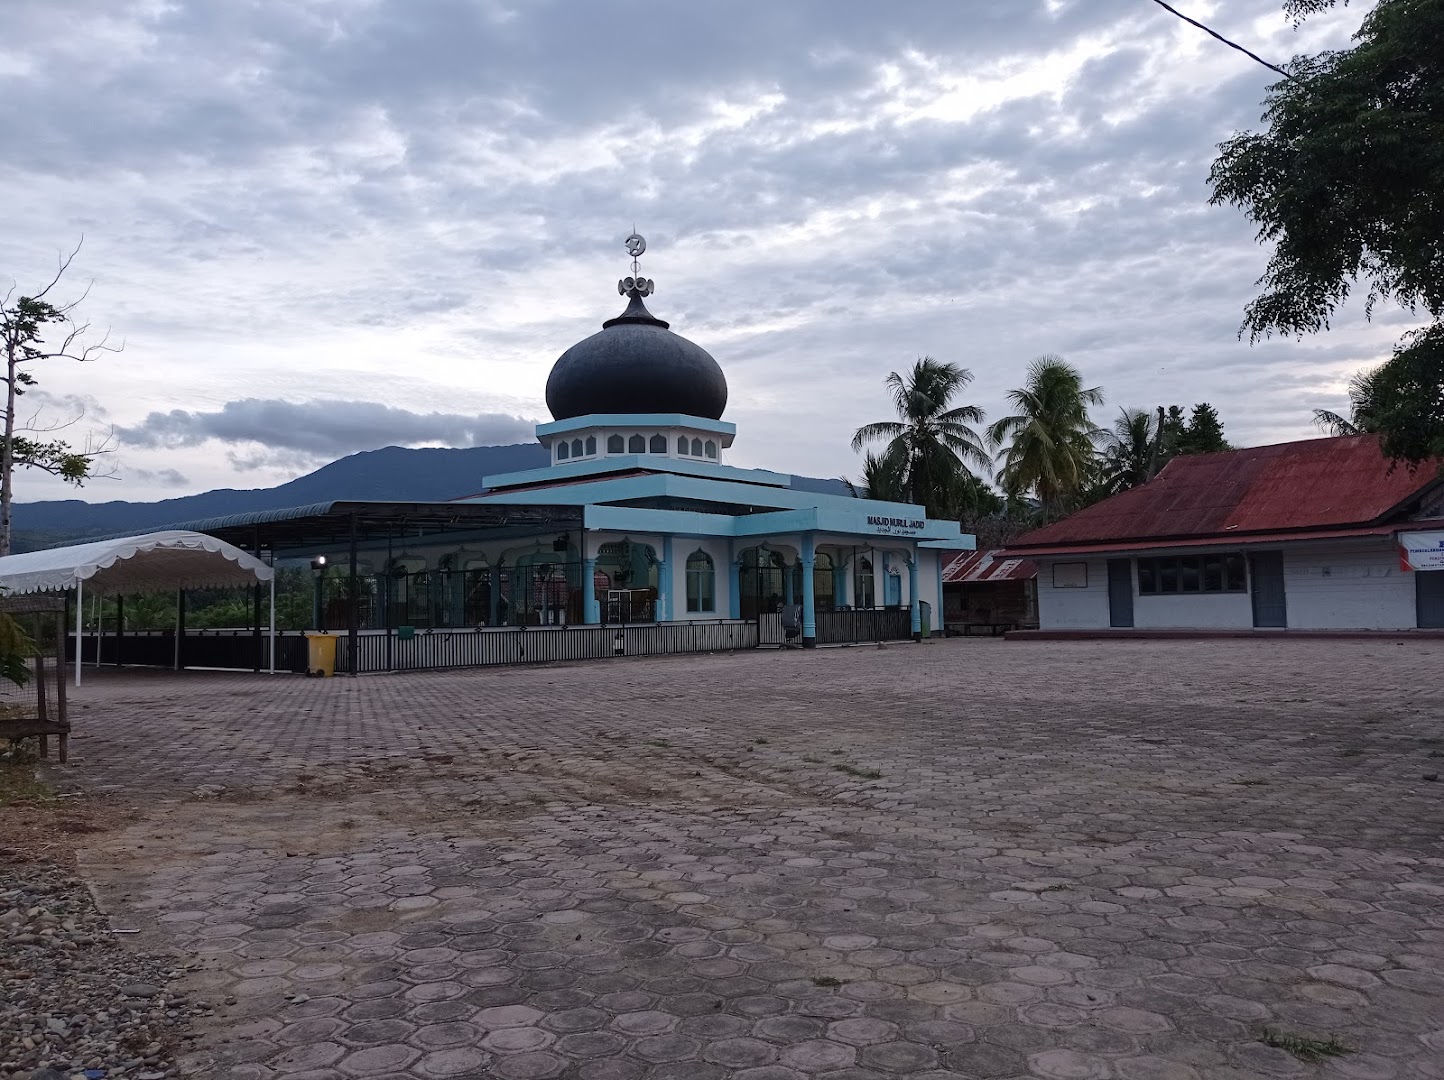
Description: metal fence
xmin=69 ymin=630 xmax=311 ymax=673
xmin=757 ymin=607 xmax=915 ymax=647
xmin=69 ymin=621 xmax=757 ymax=675
xmin=337 ymin=620 xmax=758 ymax=673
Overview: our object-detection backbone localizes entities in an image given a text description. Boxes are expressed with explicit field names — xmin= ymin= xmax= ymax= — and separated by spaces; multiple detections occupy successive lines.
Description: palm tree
xmin=987 ymin=355 xmax=1103 ymax=517
xmin=842 ymin=449 xmax=907 ymax=502
xmin=850 ymin=358 xmax=990 ymax=519
xmin=1313 ymin=368 xmax=1382 ymax=435
xmin=1096 ymin=407 xmax=1164 ymax=495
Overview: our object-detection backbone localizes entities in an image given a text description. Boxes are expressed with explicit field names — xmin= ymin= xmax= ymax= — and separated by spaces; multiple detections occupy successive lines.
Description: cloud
xmin=0 ymin=0 xmax=1390 ymax=505
xmin=125 ymin=466 xmax=190 ymax=487
xmin=118 ymin=398 xmax=538 ymax=457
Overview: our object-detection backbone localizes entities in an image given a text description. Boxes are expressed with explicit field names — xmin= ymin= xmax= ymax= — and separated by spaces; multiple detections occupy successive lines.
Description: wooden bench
xmin=0 ymin=718 xmax=69 ymax=763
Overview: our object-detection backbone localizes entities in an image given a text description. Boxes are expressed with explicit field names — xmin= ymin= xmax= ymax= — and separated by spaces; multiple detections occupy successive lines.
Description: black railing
xmin=336 ymin=620 xmax=758 ymax=674
xmin=69 ymin=631 xmax=310 ymax=673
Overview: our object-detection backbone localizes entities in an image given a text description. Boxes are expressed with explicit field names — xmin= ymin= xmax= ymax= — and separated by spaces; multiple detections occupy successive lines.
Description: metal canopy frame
xmin=68 ymin=501 xmax=585 ymax=678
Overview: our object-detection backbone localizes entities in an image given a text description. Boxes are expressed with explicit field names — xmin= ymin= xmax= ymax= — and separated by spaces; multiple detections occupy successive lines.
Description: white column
xmin=74 ymin=580 xmax=83 ymax=688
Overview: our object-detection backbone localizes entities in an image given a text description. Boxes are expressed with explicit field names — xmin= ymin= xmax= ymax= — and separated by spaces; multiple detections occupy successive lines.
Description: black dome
xmin=545 ymin=292 xmax=728 ymax=421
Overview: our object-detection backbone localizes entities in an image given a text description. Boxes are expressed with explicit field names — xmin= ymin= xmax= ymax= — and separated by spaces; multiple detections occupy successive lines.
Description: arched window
xmin=855 ymin=557 xmax=875 ymax=608
xmin=686 ymin=550 xmax=715 ymax=613
xmin=704 ymin=440 xmax=717 ymax=459
xmin=571 ymin=438 xmax=583 ymax=457
xmin=649 ymin=434 xmax=667 ymax=454
xmin=677 ymin=436 xmax=689 ymax=455
xmin=557 ymin=441 xmax=570 ymax=460
xmin=585 ymin=435 xmax=596 ymax=456
xmin=628 ymin=434 xmax=646 ymax=453
xmin=607 ymin=434 xmax=624 ymax=454
xmin=690 ymin=438 xmax=703 ymax=457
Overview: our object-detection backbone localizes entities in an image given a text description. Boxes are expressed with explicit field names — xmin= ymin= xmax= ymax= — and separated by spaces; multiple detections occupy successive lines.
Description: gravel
xmin=0 ymin=863 xmax=210 ymax=1080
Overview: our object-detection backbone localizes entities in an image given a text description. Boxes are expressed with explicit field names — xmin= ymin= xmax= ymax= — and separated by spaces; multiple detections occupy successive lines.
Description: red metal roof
xmin=1009 ymin=435 xmax=1443 ymax=554
xmin=942 ymin=549 xmax=1037 ymax=583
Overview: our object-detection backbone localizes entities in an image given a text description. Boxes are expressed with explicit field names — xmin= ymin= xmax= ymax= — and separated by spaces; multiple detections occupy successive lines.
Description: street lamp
xmin=311 ymin=556 xmax=327 ymax=631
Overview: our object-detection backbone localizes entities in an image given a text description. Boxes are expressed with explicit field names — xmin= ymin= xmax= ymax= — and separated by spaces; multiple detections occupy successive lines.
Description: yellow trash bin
xmin=305 ymin=632 xmax=337 ymax=677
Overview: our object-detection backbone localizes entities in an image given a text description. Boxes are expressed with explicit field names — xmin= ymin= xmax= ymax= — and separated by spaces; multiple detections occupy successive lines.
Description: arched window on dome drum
xmin=571 ymin=438 xmax=583 ymax=458
xmin=557 ymin=441 xmax=570 ymax=461
xmin=585 ymin=435 xmax=596 ymax=456
xmin=686 ymin=550 xmax=715 ymax=613
xmin=690 ymin=438 xmax=703 ymax=457
xmin=608 ymin=434 xmax=624 ymax=454
xmin=649 ymin=434 xmax=666 ymax=454
xmin=677 ymin=436 xmax=688 ymax=455
xmin=704 ymin=440 xmax=717 ymax=459
xmin=628 ymin=434 xmax=645 ymax=454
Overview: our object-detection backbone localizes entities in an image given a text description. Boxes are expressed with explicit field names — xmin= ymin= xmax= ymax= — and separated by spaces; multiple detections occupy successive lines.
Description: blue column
xmin=657 ymin=536 xmax=672 ymax=622
xmin=783 ymin=560 xmax=795 ymax=605
xmin=801 ymin=534 xmax=817 ymax=648
xmin=582 ymin=555 xmax=600 ymax=624
xmin=488 ymin=566 xmax=500 ymax=626
xmin=935 ymin=553 xmax=945 ymax=634
xmin=831 ymin=567 xmax=846 ymax=612
xmin=909 ymin=557 xmax=922 ymax=640
xmin=728 ymin=540 xmax=741 ymax=620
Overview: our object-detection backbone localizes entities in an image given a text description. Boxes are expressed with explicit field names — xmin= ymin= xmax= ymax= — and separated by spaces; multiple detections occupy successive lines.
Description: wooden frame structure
xmin=0 ymin=595 xmax=69 ymax=762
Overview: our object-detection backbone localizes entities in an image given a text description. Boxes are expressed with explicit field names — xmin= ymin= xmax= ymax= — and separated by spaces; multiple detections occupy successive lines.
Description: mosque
xmin=439 ymin=234 xmax=969 ymax=647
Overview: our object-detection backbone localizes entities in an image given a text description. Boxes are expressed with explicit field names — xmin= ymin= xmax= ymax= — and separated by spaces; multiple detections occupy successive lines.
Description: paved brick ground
xmin=53 ymin=639 xmax=1444 ymax=1079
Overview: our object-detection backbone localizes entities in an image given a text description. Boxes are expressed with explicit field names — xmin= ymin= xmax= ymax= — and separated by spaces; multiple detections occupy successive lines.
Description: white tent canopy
xmin=0 ymin=531 xmax=275 ymax=686
xmin=0 ymin=530 xmax=273 ymax=595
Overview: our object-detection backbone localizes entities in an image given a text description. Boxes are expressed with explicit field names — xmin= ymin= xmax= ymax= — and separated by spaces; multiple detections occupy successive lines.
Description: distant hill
xmin=13 ymin=443 xmax=851 ymax=550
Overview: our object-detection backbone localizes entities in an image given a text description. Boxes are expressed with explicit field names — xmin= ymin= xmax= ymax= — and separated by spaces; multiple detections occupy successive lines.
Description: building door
xmin=885 ymin=569 xmax=902 ymax=607
xmin=1107 ymin=559 xmax=1134 ymax=628
xmin=1418 ymin=571 xmax=1444 ymax=628
xmin=1249 ymin=551 xmax=1287 ymax=627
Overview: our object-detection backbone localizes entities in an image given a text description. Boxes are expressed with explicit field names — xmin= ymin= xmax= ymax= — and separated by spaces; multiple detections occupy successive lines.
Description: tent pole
xmin=268 ymin=572 xmax=276 ymax=674
xmin=74 ymin=580 xmax=83 ymax=688
xmin=174 ymin=589 xmax=181 ymax=670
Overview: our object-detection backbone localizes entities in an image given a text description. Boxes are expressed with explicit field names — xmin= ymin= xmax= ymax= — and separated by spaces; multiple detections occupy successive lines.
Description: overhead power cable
xmin=1145 ymin=0 xmax=1297 ymax=80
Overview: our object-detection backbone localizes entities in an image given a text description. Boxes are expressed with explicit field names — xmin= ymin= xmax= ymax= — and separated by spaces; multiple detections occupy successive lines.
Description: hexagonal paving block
xmin=477 ymin=1003 xmax=546 ymax=1028
xmin=779 ymin=1039 xmax=857 ymax=1072
xmin=704 ymin=1037 xmax=781 ymax=1069
xmin=409 ymin=1021 xmax=481 ymax=1049
xmin=858 ymin=1040 xmax=938 ymax=1073
xmin=1028 ymin=1048 xmax=1113 ymax=1080
xmin=610 ymin=1009 xmax=679 ymax=1035
xmin=417 ymin=1047 xmax=494 ymax=1078
xmin=492 ymin=1050 xmax=569 ymax=1079
xmin=827 ymin=1017 xmax=900 ymax=1046
xmin=338 ymin=1043 xmax=421 ymax=1076
xmin=483 ymin=1026 xmax=558 ymax=1053
xmin=631 ymin=1033 xmax=702 ymax=1063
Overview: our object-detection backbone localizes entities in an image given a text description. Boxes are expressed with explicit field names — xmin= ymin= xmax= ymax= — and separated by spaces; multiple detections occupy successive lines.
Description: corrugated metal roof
xmin=1009 ymin=435 xmax=1443 ymax=553
xmin=942 ymin=550 xmax=1037 ymax=583
xmin=1008 ymin=522 xmax=1444 ymax=558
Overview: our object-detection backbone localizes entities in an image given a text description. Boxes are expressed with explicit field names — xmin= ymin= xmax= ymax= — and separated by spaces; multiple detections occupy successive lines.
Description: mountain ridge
xmin=12 ymin=443 xmax=850 ymax=550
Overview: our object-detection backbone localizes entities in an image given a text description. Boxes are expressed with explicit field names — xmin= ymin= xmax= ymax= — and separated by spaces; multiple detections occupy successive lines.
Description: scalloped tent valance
xmin=0 ymin=530 xmax=273 ymax=597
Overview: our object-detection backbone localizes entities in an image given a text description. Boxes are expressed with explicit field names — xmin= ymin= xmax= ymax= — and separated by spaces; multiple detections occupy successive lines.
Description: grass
xmin=644 ymin=739 xmax=671 ymax=748
xmin=1039 ymin=884 xmax=1071 ymax=893
xmin=1260 ymin=1028 xmax=1352 ymax=1063
xmin=801 ymin=755 xmax=821 ymax=764
xmin=0 ymin=756 xmax=53 ymax=808
xmin=811 ymin=976 xmax=843 ymax=988
xmin=832 ymin=763 xmax=883 ymax=780
xmin=754 ymin=738 xmax=769 ymax=745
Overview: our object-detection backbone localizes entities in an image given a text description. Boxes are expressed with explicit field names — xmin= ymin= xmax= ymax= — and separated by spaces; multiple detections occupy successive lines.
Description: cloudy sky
xmin=0 ymin=0 xmax=1410 ymax=505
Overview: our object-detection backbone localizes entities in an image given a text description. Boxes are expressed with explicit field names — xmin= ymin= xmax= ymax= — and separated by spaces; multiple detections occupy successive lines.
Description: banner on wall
xmin=1398 ymin=531 xmax=1444 ymax=571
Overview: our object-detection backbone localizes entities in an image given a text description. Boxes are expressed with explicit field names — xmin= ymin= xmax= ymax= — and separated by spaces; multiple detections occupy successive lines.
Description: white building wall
xmin=667 ymin=537 xmax=732 ymax=621
xmin=1134 ymin=591 xmax=1253 ymax=629
xmin=1036 ymin=558 xmax=1111 ymax=629
xmin=1283 ymin=540 xmax=1416 ymax=629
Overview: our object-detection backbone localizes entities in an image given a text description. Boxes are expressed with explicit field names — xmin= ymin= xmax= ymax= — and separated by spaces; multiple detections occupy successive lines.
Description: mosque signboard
xmin=865 ymin=514 xmax=928 ymax=537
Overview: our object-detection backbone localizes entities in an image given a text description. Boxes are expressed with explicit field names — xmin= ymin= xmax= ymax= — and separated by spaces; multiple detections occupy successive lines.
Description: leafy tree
xmin=1178 ymin=403 xmax=1230 ymax=454
xmin=0 ymin=242 xmax=121 ymax=555
xmin=986 ymin=356 xmax=1103 ymax=517
xmin=851 ymin=357 xmax=990 ymax=519
xmin=1208 ymin=0 xmax=1444 ymax=464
